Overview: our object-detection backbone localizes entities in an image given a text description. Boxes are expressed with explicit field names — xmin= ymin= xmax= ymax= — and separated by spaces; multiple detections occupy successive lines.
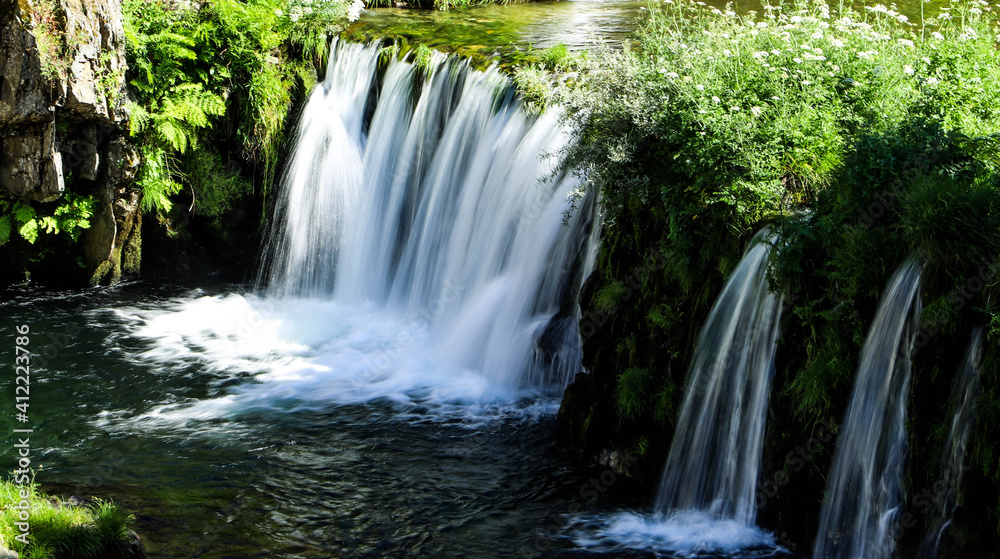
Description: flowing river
xmin=0 ymin=0 xmax=972 ymax=557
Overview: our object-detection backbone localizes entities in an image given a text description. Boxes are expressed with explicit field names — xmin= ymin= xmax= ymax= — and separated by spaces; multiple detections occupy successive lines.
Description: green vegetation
xmin=543 ymin=0 xmax=1000 ymax=546
xmin=122 ymin=0 xmax=354 ymax=216
xmin=0 ymin=477 xmax=135 ymax=558
xmin=23 ymin=0 xmax=70 ymax=82
xmin=0 ymin=195 xmax=96 ymax=247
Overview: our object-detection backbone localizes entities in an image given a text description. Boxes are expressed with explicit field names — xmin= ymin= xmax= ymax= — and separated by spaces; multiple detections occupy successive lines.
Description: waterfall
xmin=916 ymin=328 xmax=984 ymax=559
xmin=812 ymin=254 xmax=923 ymax=559
xmin=258 ymin=40 xmax=599 ymax=395
xmin=655 ymin=228 xmax=783 ymax=524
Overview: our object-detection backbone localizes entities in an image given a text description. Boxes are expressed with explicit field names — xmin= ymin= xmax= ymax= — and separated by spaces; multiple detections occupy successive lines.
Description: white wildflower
xmin=793 ymin=57 xmax=803 ymax=63
xmin=791 ymin=15 xmax=803 ymax=23
xmin=925 ymin=76 xmax=939 ymax=85
xmin=712 ymin=96 xmax=721 ymax=104
xmin=750 ymin=106 xmax=762 ymax=116
xmin=347 ymin=0 xmax=364 ymax=21
xmin=730 ymin=106 xmax=740 ymax=111
xmin=831 ymin=39 xmax=845 ymax=48
xmin=903 ymin=65 xmax=914 ymax=75
xmin=696 ymin=84 xmax=705 ymax=90
xmin=723 ymin=49 xmax=732 ymax=57
xmin=801 ymin=80 xmax=811 ymax=85
xmin=899 ymin=39 xmax=914 ymax=48
xmin=812 ymin=31 xmax=824 ymax=40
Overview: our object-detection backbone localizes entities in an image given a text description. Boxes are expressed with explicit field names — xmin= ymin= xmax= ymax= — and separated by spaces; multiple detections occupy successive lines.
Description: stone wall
xmin=0 ymin=0 xmax=139 ymax=285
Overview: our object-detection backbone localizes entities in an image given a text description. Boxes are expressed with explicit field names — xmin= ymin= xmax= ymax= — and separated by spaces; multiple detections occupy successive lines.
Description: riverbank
xmin=539 ymin=0 xmax=1000 ymax=555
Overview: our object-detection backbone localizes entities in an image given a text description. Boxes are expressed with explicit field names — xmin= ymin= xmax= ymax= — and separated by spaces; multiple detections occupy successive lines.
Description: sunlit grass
xmin=0 ymin=477 xmax=135 ymax=559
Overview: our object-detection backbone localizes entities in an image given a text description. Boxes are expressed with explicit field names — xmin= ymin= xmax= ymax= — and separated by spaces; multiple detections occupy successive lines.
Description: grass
xmin=529 ymin=4 xmax=1000 ymax=529
xmin=0 ymin=477 xmax=135 ymax=559
xmin=521 ymin=0 xmax=1000 ymax=417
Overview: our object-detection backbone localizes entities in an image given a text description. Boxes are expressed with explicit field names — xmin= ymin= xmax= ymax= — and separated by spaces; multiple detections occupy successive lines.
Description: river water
xmin=0 ymin=0 xmax=966 ymax=557
xmin=1 ymin=281 xmax=660 ymax=558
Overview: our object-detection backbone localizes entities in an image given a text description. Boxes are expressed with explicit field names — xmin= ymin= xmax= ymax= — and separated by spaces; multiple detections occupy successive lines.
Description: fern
xmin=0 ymin=195 xmax=95 ymax=245
xmin=0 ymin=215 xmax=11 ymax=246
xmin=123 ymin=0 xmax=351 ymax=213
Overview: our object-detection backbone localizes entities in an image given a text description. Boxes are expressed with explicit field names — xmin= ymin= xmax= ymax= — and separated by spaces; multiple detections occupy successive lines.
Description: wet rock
xmin=124 ymin=529 xmax=147 ymax=559
xmin=0 ymin=0 xmax=139 ymax=285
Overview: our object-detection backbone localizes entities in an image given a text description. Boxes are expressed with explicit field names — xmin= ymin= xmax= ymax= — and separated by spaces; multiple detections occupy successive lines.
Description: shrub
xmin=123 ymin=0 xmax=353 ymax=214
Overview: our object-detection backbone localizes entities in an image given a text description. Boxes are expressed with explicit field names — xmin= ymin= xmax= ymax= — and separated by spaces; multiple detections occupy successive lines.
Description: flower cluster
xmin=543 ymin=0 xmax=1000 ymax=201
xmin=285 ymin=0 xmax=362 ymax=24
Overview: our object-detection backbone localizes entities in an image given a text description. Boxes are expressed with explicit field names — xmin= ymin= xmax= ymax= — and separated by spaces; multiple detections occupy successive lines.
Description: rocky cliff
xmin=0 ymin=0 xmax=139 ymax=285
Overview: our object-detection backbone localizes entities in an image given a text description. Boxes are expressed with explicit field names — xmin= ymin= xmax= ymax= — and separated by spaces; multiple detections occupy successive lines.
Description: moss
xmin=88 ymin=259 xmax=116 ymax=286
xmin=614 ymin=367 xmax=652 ymax=423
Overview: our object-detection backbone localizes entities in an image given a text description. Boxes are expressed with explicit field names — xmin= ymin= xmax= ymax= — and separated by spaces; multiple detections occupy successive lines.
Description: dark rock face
xmin=0 ymin=0 xmax=139 ymax=285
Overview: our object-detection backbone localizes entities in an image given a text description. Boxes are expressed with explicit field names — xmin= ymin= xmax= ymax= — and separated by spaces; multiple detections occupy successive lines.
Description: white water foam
xmin=111 ymin=292 xmax=557 ymax=424
xmin=570 ymin=510 xmax=778 ymax=557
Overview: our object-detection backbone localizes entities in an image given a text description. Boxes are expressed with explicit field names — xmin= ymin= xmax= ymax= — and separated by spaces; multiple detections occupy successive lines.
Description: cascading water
xmin=916 ymin=328 xmax=984 ymax=559
xmin=259 ymin=39 xmax=599 ymax=394
xmin=571 ymin=230 xmax=785 ymax=555
xmin=126 ymin=41 xmax=599 ymax=417
xmin=656 ymin=228 xmax=783 ymax=523
xmin=812 ymin=254 xmax=923 ymax=559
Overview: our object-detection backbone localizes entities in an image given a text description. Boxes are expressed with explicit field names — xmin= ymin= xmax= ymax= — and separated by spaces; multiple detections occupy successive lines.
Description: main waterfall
xmin=813 ymin=254 xmax=923 ymax=559
xmin=124 ymin=41 xmax=598 ymax=418
xmin=256 ymin=39 xmax=598 ymax=395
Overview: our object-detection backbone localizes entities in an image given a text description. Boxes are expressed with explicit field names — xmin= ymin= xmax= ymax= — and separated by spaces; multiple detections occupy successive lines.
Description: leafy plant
xmin=123 ymin=0 xmax=351 ymax=214
xmin=0 ymin=195 xmax=96 ymax=246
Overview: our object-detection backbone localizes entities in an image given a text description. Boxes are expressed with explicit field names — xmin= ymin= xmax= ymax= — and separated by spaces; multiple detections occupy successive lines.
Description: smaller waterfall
xmin=917 ymin=328 xmax=984 ymax=559
xmin=569 ymin=230 xmax=784 ymax=556
xmin=656 ymin=228 xmax=783 ymax=524
xmin=812 ymin=254 xmax=923 ymax=559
